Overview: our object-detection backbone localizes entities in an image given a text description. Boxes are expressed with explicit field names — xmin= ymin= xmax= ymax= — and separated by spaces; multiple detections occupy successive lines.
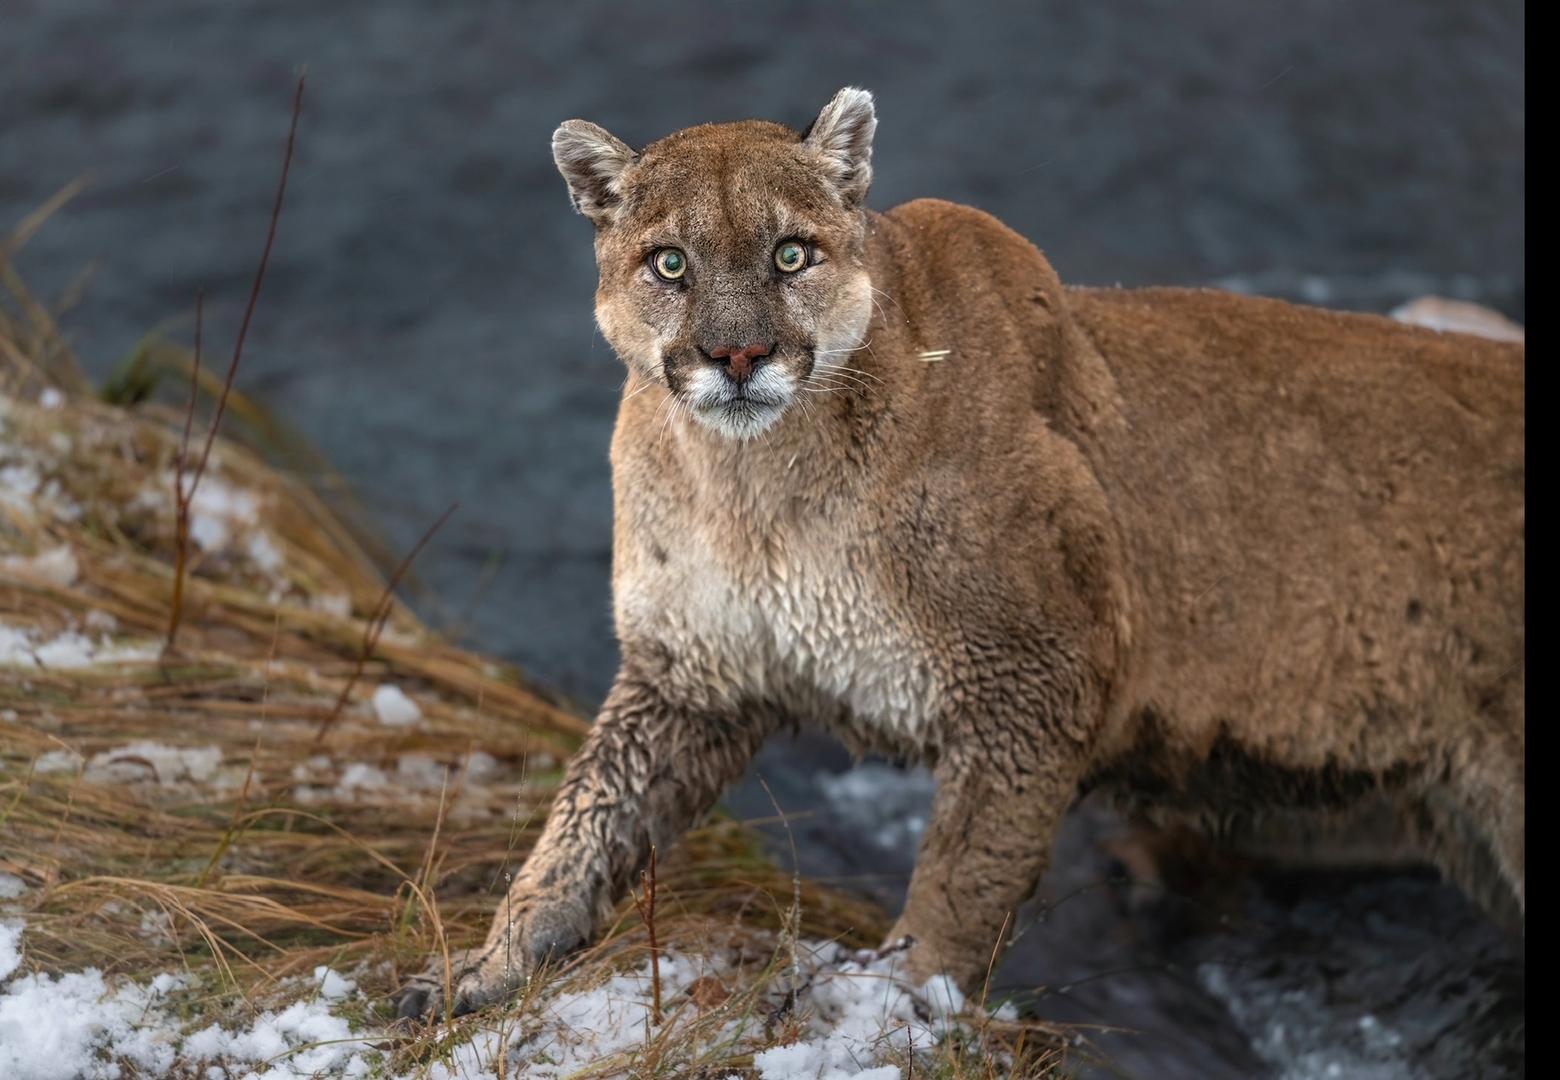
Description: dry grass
xmin=0 ymin=224 xmax=1071 ymax=1075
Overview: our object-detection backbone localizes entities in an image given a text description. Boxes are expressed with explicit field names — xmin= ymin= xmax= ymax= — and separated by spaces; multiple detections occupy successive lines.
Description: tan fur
xmin=399 ymin=90 xmax=1524 ymax=1019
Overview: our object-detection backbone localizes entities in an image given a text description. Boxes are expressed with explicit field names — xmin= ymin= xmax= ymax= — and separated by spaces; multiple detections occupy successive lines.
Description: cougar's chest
xmin=624 ymin=518 xmax=942 ymax=742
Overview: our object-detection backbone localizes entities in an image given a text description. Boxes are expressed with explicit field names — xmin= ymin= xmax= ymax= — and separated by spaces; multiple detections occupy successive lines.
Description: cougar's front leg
xmin=398 ymin=669 xmax=774 ymax=1020
xmin=887 ymin=713 xmax=1096 ymax=991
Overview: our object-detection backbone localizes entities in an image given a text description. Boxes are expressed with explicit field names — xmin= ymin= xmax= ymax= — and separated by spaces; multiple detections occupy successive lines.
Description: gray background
xmin=1 ymin=2 xmax=1524 ymax=1076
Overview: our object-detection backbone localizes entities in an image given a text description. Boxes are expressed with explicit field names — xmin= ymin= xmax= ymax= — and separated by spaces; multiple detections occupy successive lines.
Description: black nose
xmin=703 ymin=342 xmax=774 ymax=382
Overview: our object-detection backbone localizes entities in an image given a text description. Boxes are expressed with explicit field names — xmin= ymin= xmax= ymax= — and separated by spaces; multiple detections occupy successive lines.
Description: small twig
xmin=165 ymin=71 xmax=306 ymax=651
xmin=632 ymin=844 xmax=663 ymax=1025
xmin=314 ymin=500 xmax=459 ymax=742
xmin=190 ymin=72 xmax=306 ymax=496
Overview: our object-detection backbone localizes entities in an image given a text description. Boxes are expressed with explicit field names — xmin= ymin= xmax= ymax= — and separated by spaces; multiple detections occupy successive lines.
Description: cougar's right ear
xmin=803 ymin=87 xmax=877 ymax=208
xmin=552 ymin=120 xmax=636 ymax=226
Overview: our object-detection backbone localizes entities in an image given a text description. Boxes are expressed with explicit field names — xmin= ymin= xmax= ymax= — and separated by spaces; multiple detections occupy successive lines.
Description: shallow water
xmin=1 ymin=2 xmax=1524 ymax=1074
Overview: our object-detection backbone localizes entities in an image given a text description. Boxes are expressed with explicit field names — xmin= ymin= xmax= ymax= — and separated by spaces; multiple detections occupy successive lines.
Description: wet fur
xmin=400 ymin=90 xmax=1524 ymax=1019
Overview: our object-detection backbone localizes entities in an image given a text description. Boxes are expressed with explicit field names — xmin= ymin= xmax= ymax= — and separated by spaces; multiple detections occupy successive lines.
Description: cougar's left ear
xmin=803 ymin=87 xmax=876 ymax=208
xmin=552 ymin=119 xmax=636 ymax=226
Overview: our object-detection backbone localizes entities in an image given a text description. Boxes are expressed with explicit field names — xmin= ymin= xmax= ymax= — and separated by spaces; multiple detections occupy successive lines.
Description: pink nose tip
xmin=708 ymin=342 xmax=774 ymax=380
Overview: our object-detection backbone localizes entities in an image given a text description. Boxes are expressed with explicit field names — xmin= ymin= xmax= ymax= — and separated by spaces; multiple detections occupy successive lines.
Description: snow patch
xmin=34 ymin=749 xmax=84 ymax=774
xmin=0 ymin=624 xmax=159 ymax=669
xmin=84 ymin=742 xmax=223 ymax=786
xmin=0 ymin=935 xmax=372 ymax=1080
xmin=751 ymin=945 xmax=985 ymax=1080
xmin=396 ymin=753 xmax=448 ymax=790
xmin=0 ymin=922 xmax=21 ymax=981
xmin=371 ymin=683 xmax=422 ymax=727
xmin=336 ymin=762 xmax=390 ymax=792
xmin=0 ymin=926 xmax=1015 ymax=1080
xmin=0 ymin=951 xmax=191 ymax=1080
xmin=312 ymin=965 xmax=356 ymax=1001
xmin=184 ymin=477 xmax=260 ymax=552
xmin=0 ymin=464 xmax=41 ymax=513
xmin=0 ymin=546 xmax=78 ymax=587
xmin=245 ymin=531 xmax=284 ymax=573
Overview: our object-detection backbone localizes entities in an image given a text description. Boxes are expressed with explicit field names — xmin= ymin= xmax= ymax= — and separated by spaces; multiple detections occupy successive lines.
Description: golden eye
xmin=653 ymin=248 xmax=687 ymax=281
xmin=775 ymin=240 xmax=808 ymax=273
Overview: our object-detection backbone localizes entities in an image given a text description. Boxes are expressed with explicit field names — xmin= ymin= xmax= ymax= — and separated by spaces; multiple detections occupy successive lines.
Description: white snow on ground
xmin=0 ymin=922 xmax=377 ymax=1080
xmin=0 ymin=463 xmax=41 ymax=513
xmin=184 ymin=476 xmax=261 ymax=553
xmin=0 ymin=402 xmax=83 ymax=524
xmin=154 ymin=472 xmax=289 ymax=581
xmin=83 ymin=609 xmax=118 ymax=633
xmin=0 ymin=922 xmax=23 ymax=980
xmin=83 ymin=742 xmax=224 ymax=786
xmin=245 ymin=531 xmax=284 ymax=574
xmin=462 ymin=751 xmax=502 ymax=782
xmin=335 ymin=762 xmax=391 ymax=792
xmin=33 ymin=749 xmax=84 ymax=774
xmin=372 ymin=683 xmax=423 ymax=727
xmin=0 ymin=914 xmax=1010 ymax=1080
xmin=0 ymin=625 xmax=160 ymax=669
xmin=396 ymin=753 xmax=448 ymax=790
xmin=0 ymin=546 xmax=79 ymax=587
xmin=0 ymin=875 xmax=26 ymax=901
xmin=751 ymin=945 xmax=990 ymax=1080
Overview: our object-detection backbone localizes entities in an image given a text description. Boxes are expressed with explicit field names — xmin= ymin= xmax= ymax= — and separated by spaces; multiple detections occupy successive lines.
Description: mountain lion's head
xmin=552 ymin=88 xmax=878 ymax=439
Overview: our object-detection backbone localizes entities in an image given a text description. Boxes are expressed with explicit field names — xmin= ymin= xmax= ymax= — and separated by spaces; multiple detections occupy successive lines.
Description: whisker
xmin=868 ymin=285 xmax=909 ymax=325
xmin=868 ymin=296 xmax=892 ymax=328
xmin=808 ymin=369 xmax=874 ymax=393
xmin=655 ymin=392 xmax=685 ymax=450
xmin=816 ymin=336 xmax=873 ymax=357
xmin=622 ymin=377 xmax=657 ymax=402
xmin=825 ymin=363 xmax=884 ymax=386
xmin=801 ymin=373 xmax=865 ymax=395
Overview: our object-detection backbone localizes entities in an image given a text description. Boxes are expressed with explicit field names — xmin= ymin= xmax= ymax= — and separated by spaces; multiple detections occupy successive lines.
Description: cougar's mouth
xmin=686 ymin=369 xmax=794 ymax=439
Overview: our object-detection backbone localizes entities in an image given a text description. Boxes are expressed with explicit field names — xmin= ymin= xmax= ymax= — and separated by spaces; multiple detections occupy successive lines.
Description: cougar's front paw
xmin=395 ymin=892 xmax=593 ymax=1022
xmin=395 ymin=946 xmax=502 ymax=1023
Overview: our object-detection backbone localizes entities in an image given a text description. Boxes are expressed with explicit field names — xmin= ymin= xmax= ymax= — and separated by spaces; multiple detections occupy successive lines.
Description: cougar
xmin=399 ymin=87 xmax=1524 ymax=1019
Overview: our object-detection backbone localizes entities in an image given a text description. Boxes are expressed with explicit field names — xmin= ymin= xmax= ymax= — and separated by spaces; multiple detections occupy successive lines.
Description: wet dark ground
xmin=1 ymin=2 xmax=1524 ymax=1075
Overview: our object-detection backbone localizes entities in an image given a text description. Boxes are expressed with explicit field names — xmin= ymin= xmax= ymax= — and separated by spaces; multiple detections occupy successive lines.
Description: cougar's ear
xmin=552 ymin=120 xmax=636 ymax=226
xmin=803 ymin=87 xmax=877 ymax=208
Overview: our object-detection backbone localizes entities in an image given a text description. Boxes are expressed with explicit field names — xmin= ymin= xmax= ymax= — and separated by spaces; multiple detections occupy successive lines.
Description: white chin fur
xmin=686 ymin=365 xmax=794 ymax=440
xmin=694 ymin=398 xmax=789 ymax=439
